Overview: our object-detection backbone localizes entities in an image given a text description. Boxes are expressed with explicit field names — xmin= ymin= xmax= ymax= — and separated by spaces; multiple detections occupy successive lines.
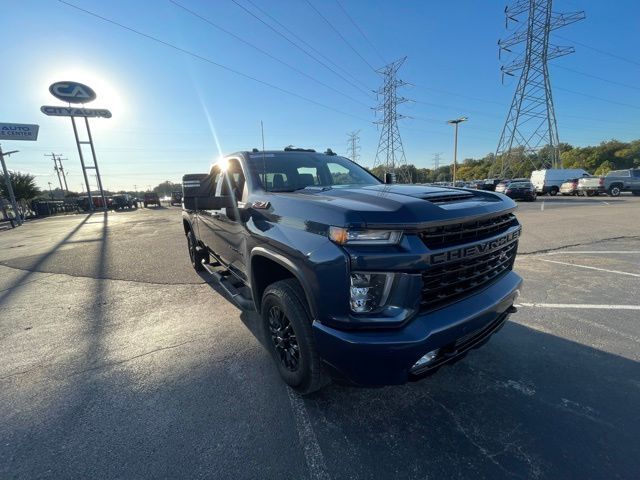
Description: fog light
xmin=349 ymin=272 xmax=394 ymax=313
xmin=411 ymin=349 xmax=440 ymax=371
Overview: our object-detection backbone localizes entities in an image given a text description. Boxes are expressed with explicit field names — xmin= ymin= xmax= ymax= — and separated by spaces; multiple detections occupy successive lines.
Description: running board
xmin=201 ymin=260 xmax=255 ymax=311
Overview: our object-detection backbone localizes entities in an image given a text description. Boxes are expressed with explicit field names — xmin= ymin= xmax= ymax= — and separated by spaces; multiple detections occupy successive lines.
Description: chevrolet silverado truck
xmin=181 ymin=148 xmax=523 ymax=394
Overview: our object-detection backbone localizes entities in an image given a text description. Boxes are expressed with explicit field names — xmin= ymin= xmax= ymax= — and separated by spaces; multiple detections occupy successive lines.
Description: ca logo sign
xmin=49 ymin=81 xmax=97 ymax=104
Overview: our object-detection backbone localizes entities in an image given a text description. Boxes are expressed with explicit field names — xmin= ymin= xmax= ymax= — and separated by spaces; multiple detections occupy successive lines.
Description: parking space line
xmin=538 ymin=258 xmax=640 ymax=277
xmin=517 ymin=302 xmax=640 ymax=310
xmin=286 ymin=387 xmax=331 ymax=480
xmin=540 ymin=201 xmax=544 ymax=211
xmin=542 ymin=251 xmax=640 ymax=256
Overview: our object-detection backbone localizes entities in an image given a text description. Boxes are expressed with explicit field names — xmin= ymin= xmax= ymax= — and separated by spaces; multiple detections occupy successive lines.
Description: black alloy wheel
xmin=267 ymin=305 xmax=300 ymax=372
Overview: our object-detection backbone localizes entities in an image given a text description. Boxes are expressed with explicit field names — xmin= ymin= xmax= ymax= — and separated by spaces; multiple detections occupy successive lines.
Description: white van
xmin=530 ymin=169 xmax=591 ymax=195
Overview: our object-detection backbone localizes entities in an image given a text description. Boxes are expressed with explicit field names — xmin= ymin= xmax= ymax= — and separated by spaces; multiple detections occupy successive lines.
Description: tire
xmin=632 ymin=191 xmax=640 ymax=196
xmin=549 ymin=187 xmax=559 ymax=196
xmin=586 ymin=191 xmax=595 ymax=197
xmin=187 ymin=229 xmax=206 ymax=271
xmin=261 ymin=279 xmax=329 ymax=394
xmin=608 ymin=185 xmax=621 ymax=197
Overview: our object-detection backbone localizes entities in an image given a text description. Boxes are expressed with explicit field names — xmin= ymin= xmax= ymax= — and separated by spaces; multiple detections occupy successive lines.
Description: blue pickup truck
xmin=181 ymin=147 xmax=523 ymax=393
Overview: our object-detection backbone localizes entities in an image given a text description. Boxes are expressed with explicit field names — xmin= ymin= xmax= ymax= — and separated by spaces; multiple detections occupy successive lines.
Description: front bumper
xmin=312 ymin=270 xmax=522 ymax=386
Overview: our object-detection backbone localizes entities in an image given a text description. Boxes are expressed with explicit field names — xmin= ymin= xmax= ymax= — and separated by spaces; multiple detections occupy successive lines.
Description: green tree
xmin=0 ymin=171 xmax=40 ymax=201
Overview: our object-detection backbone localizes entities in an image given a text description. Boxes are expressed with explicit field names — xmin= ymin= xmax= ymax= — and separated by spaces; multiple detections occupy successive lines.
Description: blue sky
xmin=1 ymin=0 xmax=638 ymax=191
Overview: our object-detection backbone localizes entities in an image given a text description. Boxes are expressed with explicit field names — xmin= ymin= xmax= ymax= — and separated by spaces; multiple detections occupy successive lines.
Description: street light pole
xmin=0 ymin=146 xmax=22 ymax=226
xmin=447 ymin=117 xmax=468 ymax=186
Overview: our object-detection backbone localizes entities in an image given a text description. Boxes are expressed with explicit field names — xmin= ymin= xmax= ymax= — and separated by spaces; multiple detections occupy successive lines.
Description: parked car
xmin=559 ymin=178 xmax=583 ymax=196
xmin=530 ymin=168 xmax=590 ymax=196
xmin=78 ymin=195 xmax=112 ymax=211
xmin=143 ymin=192 xmax=161 ymax=207
xmin=503 ymin=181 xmax=536 ymax=201
xmin=577 ymin=177 xmax=604 ymax=196
xmin=495 ymin=178 xmax=528 ymax=194
xmin=170 ymin=191 xmax=183 ymax=206
xmin=181 ymin=148 xmax=522 ymax=393
xmin=479 ymin=179 xmax=502 ymax=191
xmin=603 ymin=169 xmax=640 ymax=196
xmin=112 ymin=194 xmax=137 ymax=210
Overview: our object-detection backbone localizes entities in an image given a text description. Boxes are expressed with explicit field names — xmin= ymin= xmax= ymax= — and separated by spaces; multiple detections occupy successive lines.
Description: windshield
xmin=248 ymin=153 xmax=381 ymax=191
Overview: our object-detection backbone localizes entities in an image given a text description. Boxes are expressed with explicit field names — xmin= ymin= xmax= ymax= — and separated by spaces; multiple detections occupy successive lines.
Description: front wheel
xmin=187 ymin=229 xmax=206 ymax=271
xmin=261 ymin=279 xmax=329 ymax=394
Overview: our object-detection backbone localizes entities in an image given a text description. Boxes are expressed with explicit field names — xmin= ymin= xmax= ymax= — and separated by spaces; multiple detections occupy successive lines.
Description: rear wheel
xmin=608 ymin=185 xmax=621 ymax=197
xmin=261 ymin=279 xmax=329 ymax=394
xmin=549 ymin=187 xmax=559 ymax=196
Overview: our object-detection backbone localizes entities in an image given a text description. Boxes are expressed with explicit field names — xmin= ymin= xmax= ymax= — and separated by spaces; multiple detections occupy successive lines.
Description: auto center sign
xmin=0 ymin=123 xmax=39 ymax=141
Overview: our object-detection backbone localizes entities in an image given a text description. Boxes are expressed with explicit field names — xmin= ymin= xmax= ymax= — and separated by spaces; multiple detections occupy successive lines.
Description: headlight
xmin=329 ymin=227 xmax=402 ymax=245
xmin=350 ymin=272 xmax=394 ymax=313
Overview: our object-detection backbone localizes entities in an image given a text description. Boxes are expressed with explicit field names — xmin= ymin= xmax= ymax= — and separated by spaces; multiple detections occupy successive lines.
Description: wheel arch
xmin=250 ymin=247 xmax=318 ymax=319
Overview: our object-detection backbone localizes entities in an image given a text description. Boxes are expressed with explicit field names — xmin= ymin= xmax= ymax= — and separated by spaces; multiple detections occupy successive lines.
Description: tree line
xmin=370 ymin=139 xmax=640 ymax=183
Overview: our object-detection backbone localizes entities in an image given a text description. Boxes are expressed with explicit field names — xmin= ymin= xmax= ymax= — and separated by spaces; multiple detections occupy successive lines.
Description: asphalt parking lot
xmin=1 ymin=196 xmax=639 ymax=479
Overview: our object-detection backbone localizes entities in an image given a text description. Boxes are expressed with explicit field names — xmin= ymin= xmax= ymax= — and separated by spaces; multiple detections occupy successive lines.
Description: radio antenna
xmin=260 ymin=120 xmax=267 ymax=191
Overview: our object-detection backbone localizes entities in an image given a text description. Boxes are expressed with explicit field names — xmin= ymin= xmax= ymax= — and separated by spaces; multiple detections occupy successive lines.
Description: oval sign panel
xmin=49 ymin=81 xmax=97 ymax=104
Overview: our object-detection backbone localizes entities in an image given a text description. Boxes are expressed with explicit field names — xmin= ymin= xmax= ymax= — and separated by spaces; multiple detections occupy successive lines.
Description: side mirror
xmin=384 ymin=172 xmax=396 ymax=184
xmin=182 ymin=173 xmax=236 ymax=210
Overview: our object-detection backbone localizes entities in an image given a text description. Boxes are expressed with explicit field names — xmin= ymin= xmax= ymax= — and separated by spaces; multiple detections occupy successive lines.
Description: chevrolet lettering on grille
xmin=429 ymin=228 xmax=521 ymax=265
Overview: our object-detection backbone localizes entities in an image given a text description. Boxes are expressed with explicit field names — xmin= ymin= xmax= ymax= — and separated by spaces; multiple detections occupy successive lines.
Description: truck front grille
xmin=421 ymin=241 xmax=517 ymax=311
xmin=419 ymin=213 xmax=517 ymax=249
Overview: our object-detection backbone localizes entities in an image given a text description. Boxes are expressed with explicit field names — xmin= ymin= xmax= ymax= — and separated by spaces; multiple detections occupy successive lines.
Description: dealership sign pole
xmin=0 ymin=123 xmax=40 ymax=226
xmin=41 ymin=81 xmax=111 ymax=211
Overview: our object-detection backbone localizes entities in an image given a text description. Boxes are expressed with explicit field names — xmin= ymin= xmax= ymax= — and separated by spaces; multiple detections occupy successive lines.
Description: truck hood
xmin=263 ymin=184 xmax=515 ymax=229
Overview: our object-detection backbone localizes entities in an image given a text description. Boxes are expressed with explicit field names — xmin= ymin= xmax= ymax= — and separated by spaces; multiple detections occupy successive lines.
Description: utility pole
xmin=0 ymin=146 xmax=22 ymax=225
xmin=346 ymin=130 xmax=361 ymax=164
xmin=494 ymin=0 xmax=584 ymax=177
xmin=46 ymin=153 xmax=64 ymax=193
xmin=48 ymin=181 xmax=54 ymax=200
xmin=447 ymin=117 xmax=468 ymax=186
xmin=58 ymin=157 xmax=69 ymax=192
xmin=373 ymin=57 xmax=411 ymax=183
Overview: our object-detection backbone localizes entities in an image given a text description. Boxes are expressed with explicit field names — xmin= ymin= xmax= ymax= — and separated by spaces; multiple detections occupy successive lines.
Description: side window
xmin=264 ymin=172 xmax=290 ymax=190
xmin=297 ymin=167 xmax=320 ymax=187
xmin=633 ymin=170 xmax=640 ymax=178
xmin=327 ymin=162 xmax=365 ymax=185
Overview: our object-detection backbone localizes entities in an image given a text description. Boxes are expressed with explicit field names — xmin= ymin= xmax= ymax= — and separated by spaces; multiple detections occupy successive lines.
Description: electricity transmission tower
xmin=494 ymin=0 xmax=584 ymax=177
xmin=373 ymin=57 xmax=411 ymax=183
xmin=433 ymin=152 xmax=441 ymax=171
xmin=346 ymin=130 xmax=361 ymax=164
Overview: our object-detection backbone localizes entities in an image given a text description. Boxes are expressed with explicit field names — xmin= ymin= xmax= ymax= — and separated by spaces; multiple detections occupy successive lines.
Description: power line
xmin=553 ymin=33 xmax=640 ymax=68
xmin=553 ymin=64 xmax=640 ymax=91
xmin=230 ymin=0 xmax=373 ymax=98
xmin=57 ymin=0 xmax=371 ymax=123
xmin=334 ymin=0 xmax=386 ymax=64
xmin=304 ymin=0 xmax=377 ymax=71
xmin=243 ymin=0 xmax=372 ymax=92
xmin=169 ymin=0 xmax=369 ymax=108
xmin=555 ymin=86 xmax=640 ymax=110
